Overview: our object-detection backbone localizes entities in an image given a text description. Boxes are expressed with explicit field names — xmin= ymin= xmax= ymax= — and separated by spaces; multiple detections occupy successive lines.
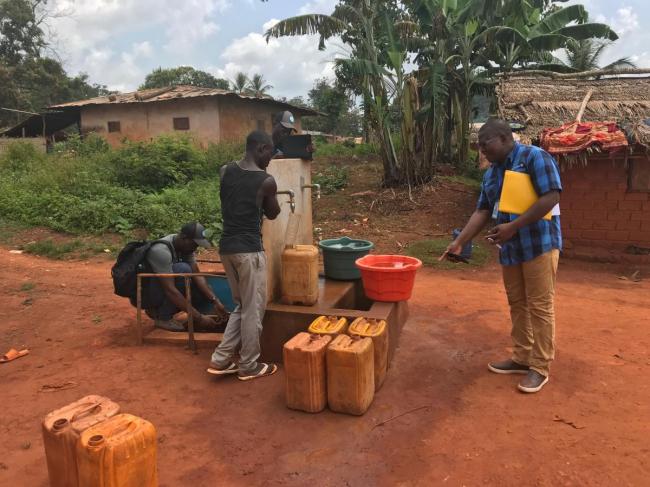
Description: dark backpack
xmin=111 ymin=239 xmax=175 ymax=307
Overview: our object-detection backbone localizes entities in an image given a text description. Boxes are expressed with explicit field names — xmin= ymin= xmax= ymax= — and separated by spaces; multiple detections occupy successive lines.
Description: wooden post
xmin=136 ymin=274 xmax=143 ymax=345
xmin=575 ymin=89 xmax=593 ymax=123
xmin=185 ymin=276 xmax=197 ymax=353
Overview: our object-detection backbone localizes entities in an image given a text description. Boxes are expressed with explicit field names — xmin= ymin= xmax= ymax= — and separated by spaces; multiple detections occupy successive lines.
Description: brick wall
xmin=560 ymin=155 xmax=650 ymax=248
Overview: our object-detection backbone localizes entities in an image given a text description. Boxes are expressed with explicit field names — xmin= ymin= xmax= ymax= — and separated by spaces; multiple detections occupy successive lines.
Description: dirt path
xmin=1 ymin=250 xmax=649 ymax=486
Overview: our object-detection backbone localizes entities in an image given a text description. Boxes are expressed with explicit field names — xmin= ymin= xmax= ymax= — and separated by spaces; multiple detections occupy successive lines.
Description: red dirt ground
xmin=1 ymin=250 xmax=649 ymax=486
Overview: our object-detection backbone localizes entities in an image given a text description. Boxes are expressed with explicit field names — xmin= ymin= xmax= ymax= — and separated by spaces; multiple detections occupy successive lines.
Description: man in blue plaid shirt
xmin=443 ymin=118 xmax=562 ymax=393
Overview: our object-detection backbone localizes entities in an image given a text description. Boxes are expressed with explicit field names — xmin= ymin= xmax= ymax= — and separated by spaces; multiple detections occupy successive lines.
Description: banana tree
xmin=266 ymin=0 xmax=405 ymax=186
xmin=479 ymin=4 xmax=618 ymax=72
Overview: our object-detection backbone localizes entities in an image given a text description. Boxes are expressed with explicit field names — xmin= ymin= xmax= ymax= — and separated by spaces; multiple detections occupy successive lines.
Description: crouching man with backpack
xmin=138 ymin=222 xmax=226 ymax=331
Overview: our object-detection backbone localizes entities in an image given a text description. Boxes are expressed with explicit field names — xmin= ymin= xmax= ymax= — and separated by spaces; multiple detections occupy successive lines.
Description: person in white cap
xmin=145 ymin=222 xmax=225 ymax=331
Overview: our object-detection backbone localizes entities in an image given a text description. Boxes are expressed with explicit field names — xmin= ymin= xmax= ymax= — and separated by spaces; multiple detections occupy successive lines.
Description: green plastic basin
xmin=318 ymin=236 xmax=374 ymax=280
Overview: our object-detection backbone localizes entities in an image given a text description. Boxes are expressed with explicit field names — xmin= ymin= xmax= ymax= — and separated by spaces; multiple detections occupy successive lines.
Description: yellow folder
xmin=499 ymin=170 xmax=552 ymax=220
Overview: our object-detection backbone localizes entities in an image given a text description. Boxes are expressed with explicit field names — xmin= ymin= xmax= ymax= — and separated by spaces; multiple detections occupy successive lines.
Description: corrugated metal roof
xmin=49 ymin=85 xmax=319 ymax=116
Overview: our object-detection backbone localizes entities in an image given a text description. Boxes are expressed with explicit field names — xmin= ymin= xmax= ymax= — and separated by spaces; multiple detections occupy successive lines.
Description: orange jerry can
xmin=308 ymin=315 xmax=348 ymax=336
xmin=77 ymin=413 xmax=158 ymax=487
xmin=326 ymin=335 xmax=375 ymax=415
xmin=42 ymin=395 xmax=120 ymax=487
xmin=348 ymin=318 xmax=388 ymax=391
xmin=284 ymin=332 xmax=332 ymax=413
xmin=281 ymin=245 xmax=319 ymax=305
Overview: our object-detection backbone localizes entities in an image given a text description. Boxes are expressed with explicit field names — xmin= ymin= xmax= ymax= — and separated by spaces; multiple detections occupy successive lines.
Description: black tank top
xmin=219 ymin=162 xmax=270 ymax=254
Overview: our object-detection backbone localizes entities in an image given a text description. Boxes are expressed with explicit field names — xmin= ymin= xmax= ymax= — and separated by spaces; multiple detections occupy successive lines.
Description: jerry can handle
xmin=71 ymin=402 xmax=102 ymax=423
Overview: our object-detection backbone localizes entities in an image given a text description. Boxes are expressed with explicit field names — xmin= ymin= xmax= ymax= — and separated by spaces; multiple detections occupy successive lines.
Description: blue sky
xmin=47 ymin=0 xmax=647 ymax=98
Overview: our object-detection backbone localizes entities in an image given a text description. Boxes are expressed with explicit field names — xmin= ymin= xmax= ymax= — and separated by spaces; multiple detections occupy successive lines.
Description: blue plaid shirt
xmin=477 ymin=142 xmax=562 ymax=266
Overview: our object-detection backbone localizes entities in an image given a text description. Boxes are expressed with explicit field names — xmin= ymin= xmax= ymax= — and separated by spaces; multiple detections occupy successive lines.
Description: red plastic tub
xmin=355 ymin=255 xmax=422 ymax=302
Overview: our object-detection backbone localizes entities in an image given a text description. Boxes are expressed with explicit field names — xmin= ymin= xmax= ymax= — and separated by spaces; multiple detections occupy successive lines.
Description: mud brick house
xmin=497 ymin=76 xmax=650 ymax=251
xmin=2 ymin=86 xmax=317 ymax=147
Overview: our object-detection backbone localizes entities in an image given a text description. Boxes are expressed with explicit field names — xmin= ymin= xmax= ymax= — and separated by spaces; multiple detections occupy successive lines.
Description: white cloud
xmin=612 ymin=7 xmax=639 ymax=36
xmin=299 ymin=0 xmax=338 ymax=15
xmin=46 ymin=0 xmax=231 ymax=91
xmin=208 ymin=19 xmax=341 ymax=99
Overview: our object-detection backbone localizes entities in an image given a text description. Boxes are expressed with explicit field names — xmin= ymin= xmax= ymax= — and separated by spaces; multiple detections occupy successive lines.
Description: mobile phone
xmin=445 ymin=252 xmax=469 ymax=264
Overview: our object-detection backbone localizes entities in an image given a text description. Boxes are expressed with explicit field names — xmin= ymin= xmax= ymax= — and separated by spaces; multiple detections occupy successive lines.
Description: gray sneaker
xmin=518 ymin=370 xmax=549 ymax=393
xmin=154 ymin=319 xmax=185 ymax=332
xmin=488 ymin=359 xmax=529 ymax=375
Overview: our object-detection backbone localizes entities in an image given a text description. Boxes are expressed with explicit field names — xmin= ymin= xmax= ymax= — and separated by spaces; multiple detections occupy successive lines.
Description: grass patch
xmin=438 ymin=175 xmax=482 ymax=192
xmin=22 ymin=239 xmax=83 ymax=259
xmin=20 ymin=282 xmax=35 ymax=292
xmin=21 ymin=238 xmax=119 ymax=260
xmin=406 ymin=238 xmax=490 ymax=269
xmin=0 ymin=218 xmax=30 ymax=244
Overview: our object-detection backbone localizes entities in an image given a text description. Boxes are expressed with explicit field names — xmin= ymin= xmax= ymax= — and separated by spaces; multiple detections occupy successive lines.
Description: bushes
xmin=312 ymin=140 xmax=377 ymax=158
xmin=0 ymin=135 xmax=223 ymax=238
xmin=313 ymin=165 xmax=349 ymax=194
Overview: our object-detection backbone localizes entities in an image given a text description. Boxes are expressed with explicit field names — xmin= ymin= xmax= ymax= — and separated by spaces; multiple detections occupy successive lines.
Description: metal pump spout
xmin=301 ymin=183 xmax=321 ymax=200
xmin=276 ymin=190 xmax=295 ymax=213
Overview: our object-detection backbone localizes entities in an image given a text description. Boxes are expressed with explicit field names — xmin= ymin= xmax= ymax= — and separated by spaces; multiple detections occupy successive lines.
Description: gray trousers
xmin=211 ymin=252 xmax=267 ymax=373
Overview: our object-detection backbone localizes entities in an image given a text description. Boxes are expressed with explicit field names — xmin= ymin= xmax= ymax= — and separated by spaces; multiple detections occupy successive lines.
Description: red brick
xmin=642 ymin=221 xmax=650 ymax=232
xmin=616 ymin=220 xmax=641 ymax=231
xmin=643 ymin=201 xmax=650 ymax=211
xmin=606 ymin=230 xmax=630 ymax=242
xmin=582 ymin=230 xmax=607 ymax=240
xmin=563 ymin=229 xmax=580 ymax=239
xmin=570 ymin=180 xmax=592 ymax=190
xmin=571 ymin=219 xmax=593 ymax=230
xmin=594 ymin=220 xmax=618 ymax=230
xmin=572 ymin=200 xmax=594 ymax=211
xmin=617 ymin=183 xmax=629 ymax=190
xmin=562 ymin=209 xmax=582 ymax=219
xmin=607 ymin=210 xmax=631 ymax=222
xmin=629 ymin=231 xmax=650 ymax=244
xmin=630 ymin=211 xmax=648 ymax=222
xmin=605 ymin=200 xmax=619 ymax=210
xmin=606 ymin=192 xmax=622 ymax=201
xmin=618 ymin=200 xmax=643 ymax=211
xmin=624 ymin=192 xmax=649 ymax=201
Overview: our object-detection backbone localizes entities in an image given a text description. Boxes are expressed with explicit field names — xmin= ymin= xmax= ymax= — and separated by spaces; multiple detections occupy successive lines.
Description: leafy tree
xmin=139 ymin=66 xmax=229 ymax=90
xmin=247 ymin=73 xmax=273 ymax=97
xmin=0 ymin=0 xmax=46 ymax=64
xmin=0 ymin=0 xmax=108 ymax=128
xmin=304 ymin=78 xmax=358 ymax=135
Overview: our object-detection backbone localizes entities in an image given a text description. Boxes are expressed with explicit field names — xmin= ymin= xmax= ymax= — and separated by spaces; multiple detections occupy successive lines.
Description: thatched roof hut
xmin=495 ymin=77 xmax=650 ymax=144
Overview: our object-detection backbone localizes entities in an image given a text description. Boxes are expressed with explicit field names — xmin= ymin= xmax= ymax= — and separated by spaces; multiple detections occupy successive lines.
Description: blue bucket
xmin=206 ymin=275 xmax=236 ymax=312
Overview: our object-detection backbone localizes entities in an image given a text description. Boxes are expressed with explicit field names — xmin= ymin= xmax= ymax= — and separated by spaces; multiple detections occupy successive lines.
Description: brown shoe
xmin=517 ymin=370 xmax=549 ymax=393
xmin=488 ymin=359 xmax=529 ymax=375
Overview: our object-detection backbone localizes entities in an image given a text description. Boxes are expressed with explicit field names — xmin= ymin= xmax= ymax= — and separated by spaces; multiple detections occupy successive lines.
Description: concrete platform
xmin=141 ymin=278 xmax=408 ymax=364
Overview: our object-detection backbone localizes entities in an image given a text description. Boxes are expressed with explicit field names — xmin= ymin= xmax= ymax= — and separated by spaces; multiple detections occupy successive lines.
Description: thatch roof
xmin=495 ymin=77 xmax=650 ymax=143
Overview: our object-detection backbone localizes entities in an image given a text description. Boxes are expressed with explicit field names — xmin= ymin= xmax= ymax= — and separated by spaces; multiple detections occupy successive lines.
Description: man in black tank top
xmin=208 ymin=131 xmax=281 ymax=381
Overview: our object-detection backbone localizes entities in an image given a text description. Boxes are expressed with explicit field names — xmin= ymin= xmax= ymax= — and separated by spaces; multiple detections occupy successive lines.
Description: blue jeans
xmin=145 ymin=262 xmax=212 ymax=320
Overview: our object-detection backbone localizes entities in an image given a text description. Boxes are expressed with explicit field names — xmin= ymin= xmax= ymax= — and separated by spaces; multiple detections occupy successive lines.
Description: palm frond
xmin=603 ymin=57 xmax=638 ymax=70
xmin=264 ymin=14 xmax=348 ymax=42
